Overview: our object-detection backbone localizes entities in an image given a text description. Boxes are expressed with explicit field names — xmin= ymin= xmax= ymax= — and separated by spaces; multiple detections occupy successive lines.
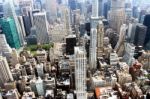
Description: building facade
xmin=97 ymin=21 xmax=104 ymax=58
xmin=74 ymin=47 xmax=87 ymax=99
xmin=108 ymin=0 xmax=126 ymax=34
xmin=33 ymin=11 xmax=49 ymax=44
xmin=0 ymin=17 xmax=21 ymax=49
xmin=0 ymin=55 xmax=14 ymax=88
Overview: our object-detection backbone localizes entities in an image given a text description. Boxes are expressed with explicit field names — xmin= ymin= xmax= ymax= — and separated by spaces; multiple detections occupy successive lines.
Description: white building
xmin=110 ymin=52 xmax=119 ymax=66
xmin=90 ymin=0 xmax=100 ymax=69
xmin=0 ymin=55 xmax=14 ymax=87
xmin=90 ymin=29 xmax=97 ymax=69
xmin=36 ymin=63 xmax=44 ymax=77
xmin=74 ymin=47 xmax=87 ymax=99
xmin=0 ymin=34 xmax=12 ymax=57
xmin=36 ymin=49 xmax=47 ymax=63
xmin=123 ymin=43 xmax=135 ymax=66
xmin=36 ymin=77 xmax=44 ymax=96
xmin=33 ymin=11 xmax=49 ymax=44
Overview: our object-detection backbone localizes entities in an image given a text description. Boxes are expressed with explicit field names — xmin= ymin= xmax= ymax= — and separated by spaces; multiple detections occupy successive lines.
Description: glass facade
xmin=0 ymin=17 xmax=21 ymax=49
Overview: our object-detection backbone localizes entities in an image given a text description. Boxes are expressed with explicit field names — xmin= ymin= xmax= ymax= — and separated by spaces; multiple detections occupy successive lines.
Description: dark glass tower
xmin=143 ymin=14 xmax=150 ymax=46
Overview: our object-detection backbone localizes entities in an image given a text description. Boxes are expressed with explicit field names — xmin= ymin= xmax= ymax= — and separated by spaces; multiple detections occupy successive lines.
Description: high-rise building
xmin=36 ymin=63 xmax=44 ymax=77
xmin=134 ymin=24 xmax=147 ymax=46
xmin=0 ymin=17 xmax=21 ymax=49
xmin=98 ymin=0 xmax=103 ymax=16
xmin=143 ymin=14 xmax=150 ymax=46
xmin=108 ymin=0 xmax=126 ymax=34
xmin=3 ymin=0 xmax=25 ymax=46
xmin=92 ymin=0 xmax=98 ymax=18
xmin=33 ymin=11 xmax=49 ymax=44
xmin=90 ymin=29 xmax=97 ymax=69
xmin=22 ymin=15 xmax=32 ymax=36
xmin=74 ymin=47 xmax=87 ymax=99
xmin=103 ymin=0 xmax=111 ymax=19
xmin=90 ymin=0 xmax=100 ymax=69
xmin=45 ymin=0 xmax=57 ymax=22
xmin=127 ymin=20 xmax=138 ymax=43
xmin=18 ymin=0 xmax=33 ymax=16
xmin=69 ymin=0 xmax=77 ymax=11
xmin=66 ymin=35 xmax=76 ymax=55
xmin=35 ymin=77 xmax=44 ymax=96
xmin=115 ymin=24 xmax=127 ymax=55
xmin=0 ymin=55 xmax=14 ymax=88
xmin=123 ymin=43 xmax=135 ymax=66
xmin=97 ymin=21 xmax=104 ymax=58
xmin=18 ymin=16 xmax=26 ymax=39
xmin=0 ymin=34 xmax=12 ymax=57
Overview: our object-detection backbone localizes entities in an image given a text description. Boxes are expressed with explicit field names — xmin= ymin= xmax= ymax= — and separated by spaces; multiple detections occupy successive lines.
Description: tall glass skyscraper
xmin=0 ymin=17 xmax=21 ymax=49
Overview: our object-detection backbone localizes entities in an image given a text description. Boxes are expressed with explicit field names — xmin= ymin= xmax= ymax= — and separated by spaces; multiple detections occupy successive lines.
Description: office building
xmin=18 ymin=0 xmax=33 ymax=16
xmin=0 ymin=34 xmax=12 ymax=57
xmin=123 ymin=43 xmax=135 ymax=66
xmin=103 ymin=0 xmax=111 ymax=19
xmin=0 ymin=55 xmax=14 ymax=88
xmin=74 ymin=47 xmax=87 ymax=99
xmin=3 ymin=0 xmax=24 ymax=46
xmin=26 ymin=26 xmax=38 ymax=45
xmin=0 ymin=3 xmax=4 ymax=18
xmin=90 ymin=29 xmax=97 ymax=69
xmin=143 ymin=14 xmax=150 ymax=46
xmin=36 ymin=63 xmax=44 ymax=77
xmin=69 ymin=0 xmax=77 ymax=11
xmin=108 ymin=0 xmax=126 ymax=34
xmin=18 ymin=16 xmax=26 ymax=39
xmin=0 ymin=17 xmax=21 ymax=49
xmin=97 ymin=21 xmax=104 ymax=58
xmin=36 ymin=49 xmax=47 ymax=63
xmin=127 ymin=21 xmax=137 ymax=43
xmin=33 ymin=11 xmax=49 ymax=44
xmin=90 ymin=0 xmax=99 ymax=69
xmin=66 ymin=35 xmax=76 ymax=55
xmin=22 ymin=15 xmax=32 ymax=36
xmin=115 ymin=24 xmax=127 ymax=56
xmin=98 ymin=0 xmax=103 ymax=16
xmin=45 ymin=0 xmax=57 ymax=22
xmin=134 ymin=24 xmax=147 ymax=46
xmin=36 ymin=77 xmax=44 ymax=96
xmin=110 ymin=52 xmax=119 ymax=66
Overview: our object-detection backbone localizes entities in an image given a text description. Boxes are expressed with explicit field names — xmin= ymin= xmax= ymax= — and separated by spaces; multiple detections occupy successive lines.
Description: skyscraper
xmin=0 ymin=17 xmax=21 ymax=49
xmin=69 ymin=0 xmax=77 ymax=11
xmin=33 ymin=11 xmax=49 ymax=44
xmin=90 ymin=0 xmax=99 ymax=69
xmin=108 ymin=0 xmax=126 ymax=34
xmin=134 ymin=24 xmax=147 ymax=46
xmin=0 ymin=55 xmax=14 ymax=88
xmin=143 ymin=14 xmax=150 ymax=46
xmin=74 ymin=47 xmax=87 ymax=99
xmin=97 ymin=21 xmax=104 ymax=58
xmin=90 ymin=29 xmax=97 ymax=69
xmin=103 ymin=0 xmax=111 ymax=19
xmin=98 ymin=0 xmax=103 ymax=16
xmin=45 ymin=0 xmax=57 ymax=22
xmin=3 ymin=0 xmax=25 ymax=46
xmin=35 ymin=77 xmax=44 ymax=96
xmin=0 ymin=34 xmax=12 ymax=57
